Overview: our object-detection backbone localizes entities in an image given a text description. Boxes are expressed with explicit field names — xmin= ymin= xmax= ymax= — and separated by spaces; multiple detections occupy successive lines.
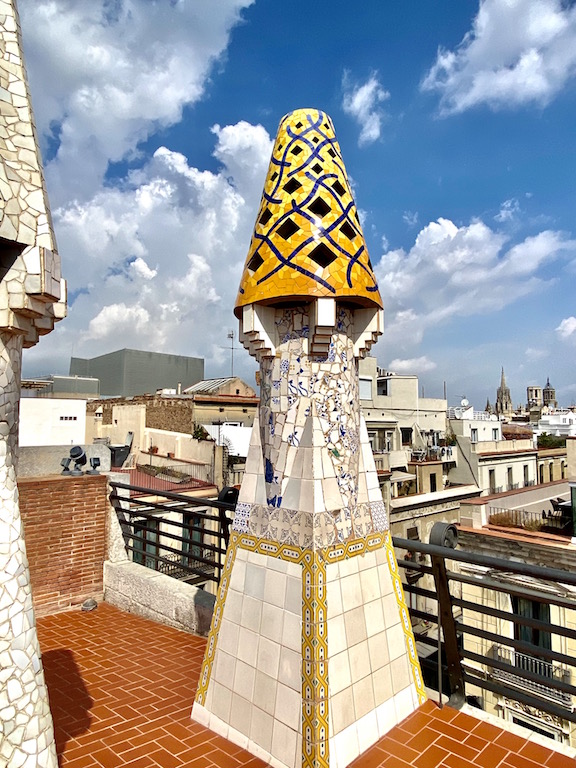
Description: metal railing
xmin=488 ymin=506 xmax=573 ymax=536
xmin=109 ymin=481 xmax=234 ymax=586
xmin=395 ymin=536 xmax=576 ymax=725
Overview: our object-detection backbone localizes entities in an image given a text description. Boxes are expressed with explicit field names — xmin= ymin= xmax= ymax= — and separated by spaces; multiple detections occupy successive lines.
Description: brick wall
xmin=19 ymin=474 xmax=109 ymax=617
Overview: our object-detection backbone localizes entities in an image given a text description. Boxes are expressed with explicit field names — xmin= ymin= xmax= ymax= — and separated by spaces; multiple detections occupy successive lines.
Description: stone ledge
xmin=103 ymin=560 xmax=215 ymax=637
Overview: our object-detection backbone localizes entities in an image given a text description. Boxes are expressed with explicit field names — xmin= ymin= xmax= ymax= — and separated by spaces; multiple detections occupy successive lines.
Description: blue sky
xmin=19 ymin=0 xmax=576 ymax=409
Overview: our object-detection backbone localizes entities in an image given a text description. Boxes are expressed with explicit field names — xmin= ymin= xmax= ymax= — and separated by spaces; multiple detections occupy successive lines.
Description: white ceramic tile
xmin=212 ymin=649 xmax=236 ymax=688
xmin=261 ymin=602 xmax=284 ymax=644
xmin=244 ymin=562 xmax=265 ymax=600
xmin=367 ymin=630 xmax=389 ymax=672
xmin=223 ymin=588 xmax=243 ymax=625
xmin=375 ymin=696 xmax=396 ymax=739
xmin=191 ymin=701 xmax=209 ymax=727
xmin=258 ymin=635 xmax=281 ymax=678
xmin=386 ymin=621 xmax=406 ymax=662
xmin=393 ymin=685 xmax=416 ymax=725
xmin=390 ymin=655 xmax=411 ymax=694
xmin=229 ymin=692 xmax=252 ymax=737
xmin=349 ymin=640 xmax=370 ymax=681
xmin=211 ymin=681 xmax=232 ymax=723
xmin=352 ymin=673 xmax=375 ymax=720
xmin=227 ymin=724 xmax=249 ymax=750
xmin=217 ymin=619 xmax=239 ymax=656
xmin=326 ymin=577 xmax=343 ymax=619
xmin=237 ymin=626 xmax=259 ymax=667
xmin=228 ymin=555 xmax=246 ymax=591
xmin=233 ymin=658 xmax=256 ymax=701
xmin=356 ymin=708 xmax=380 ymax=754
xmin=281 ymin=609 xmax=301 ymax=652
xmin=274 ymin=683 xmax=301 ymax=730
xmin=271 ymin=719 xmax=299 ymax=768
xmin=278 ymin=646 xmax=300 ymax=691
xmin=264 ymin=569 xmax=287 ymax=607
xmin=329 ymin=648 xmax=352 ymax=695
xmin=377 ymin=562 xmax=395 ymax=598
xmin=359 ymin=565 xmax=381 ymax=603
xmin=330 ymin=719 xmax=360 ymax=768
xmin=253 ymin=670 xmax=277 ymax=715
xmin=329 ymin=686 xmax=355 ymax=734
xmin=208 ymin=711 xmax=229 ymax=740
xmin=344 ymin=605 xmax=367 ymax=646
xmin=327 ymin=614 xmax=347 ymax=656
xmin=284 ymin=575 xmax=301 ymax=615
xmin=363 ymin=597 xmax=385 ymax=637
xmin=250 ymin=706 xmax=275 ymax=754
xmin=340 ymin=572 xmax=363 ymax=612
xmin=242 ymin=594 xmax=263 ymax=633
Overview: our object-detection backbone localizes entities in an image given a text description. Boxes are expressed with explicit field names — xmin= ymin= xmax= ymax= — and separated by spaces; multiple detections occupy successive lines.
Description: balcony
xmin=488 ymin=505 xmax=573 ymax=537
xmin=491 ymin=645 xmax=572 ymax=706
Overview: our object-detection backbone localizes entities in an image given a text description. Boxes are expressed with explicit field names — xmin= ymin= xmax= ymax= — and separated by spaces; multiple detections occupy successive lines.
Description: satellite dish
xmin=461 ymin=398 xmax=469 ymax=407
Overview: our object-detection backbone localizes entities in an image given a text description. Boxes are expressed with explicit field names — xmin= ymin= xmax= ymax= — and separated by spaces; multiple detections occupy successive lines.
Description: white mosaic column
xmin=0 ymin=2 xmax=66 ymax=765
xmin=0 ymin=333 xmax=57 ymax=768
xmin=193 ymin=109 xmax=426 ymax=768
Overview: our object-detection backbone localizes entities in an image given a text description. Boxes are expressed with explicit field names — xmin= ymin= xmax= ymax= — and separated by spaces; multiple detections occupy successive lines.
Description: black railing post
xmin=430 ymin=553 xmax=466 ymax=709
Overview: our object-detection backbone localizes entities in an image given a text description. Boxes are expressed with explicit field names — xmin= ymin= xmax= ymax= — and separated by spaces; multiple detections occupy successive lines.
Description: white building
xmin=19 ymin=398 xmax=86 ymax=447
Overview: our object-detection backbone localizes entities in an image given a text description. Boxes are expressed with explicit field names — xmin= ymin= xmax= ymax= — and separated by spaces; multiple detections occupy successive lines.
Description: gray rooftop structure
xmin=70 ymin=349 xmax=204 ymax=397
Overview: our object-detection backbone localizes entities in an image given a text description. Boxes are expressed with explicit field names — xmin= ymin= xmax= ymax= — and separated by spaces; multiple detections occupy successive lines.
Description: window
xmin=132 ymin=518 xmax=159 ymax=569
xmin=377 ymin=379 xmax=388 ymax=396
xmin=492 ymin=428 xmax=499 ymax=440
xmin=400 ymin=427 xmax=412 ymax=446
xmin=359 ymin=377 xmax=372 ymax=400
xmin=384 ymin=430 xmax=393 ymax=452
xmin=183 ymin=512 xmax=202 ymax=563
xmin=471 ymin=428 xmax=478 ymax=443
xmin=488 ymin=469 xmax=496 ymax=495
xmin=511 ymin=596 xmax=552 ymax=677
xmin=507 ymin=467 xmax=513 ymax=490
xmin=430 ymin=473 xmax=437 ymax=493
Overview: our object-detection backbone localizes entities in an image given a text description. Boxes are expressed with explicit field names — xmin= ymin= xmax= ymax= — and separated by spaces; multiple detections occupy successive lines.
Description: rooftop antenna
xmin=227 ymin=330 xmax=235 ymax=377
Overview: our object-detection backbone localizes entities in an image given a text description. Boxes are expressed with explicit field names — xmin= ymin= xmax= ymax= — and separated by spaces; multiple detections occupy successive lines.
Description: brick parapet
xmin=19 ymin=473 xmax=109 ymax=616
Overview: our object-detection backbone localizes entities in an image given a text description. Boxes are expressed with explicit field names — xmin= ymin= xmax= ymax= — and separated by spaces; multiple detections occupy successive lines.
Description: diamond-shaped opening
xmin=311 ymin=163 xmax=322 ymax=174
xmin=324 ymin=122 xmax=330 ymax=129
xmin=247 ymin=253 xmax=264 ymax=273
xmin=308 ymin=196 xmax=331 ymax=218
xmin=259 ymin=208 xmax=273 ymax=226
xmin=332 ymin=179 xmax=345 ymax=197
xmin=354 ymin=210 xmax=361 ymax=224
xmin=327 ymin=147 xmax=336 ymax=158
xmin=270 ymin=171 xmax=278 ymax=182
xmin=277 ymin=143 xmax=283 ymax=151
xmin=309 ymin=243 xmax=336 ymax=269
xmin=277 ymin=218 xmax=300 ymax=240
xmin=340 ymin=221 xmax=357 ymax=240
xmin=295 ymin=121 xmax=303 ymax=129
xmin=284 ymin=178 xmax=302 ymax=194
xmin=291 ymin=145 xmax=303 ymax=156
xmin=312 ymin=136 xmax=319 ymax=144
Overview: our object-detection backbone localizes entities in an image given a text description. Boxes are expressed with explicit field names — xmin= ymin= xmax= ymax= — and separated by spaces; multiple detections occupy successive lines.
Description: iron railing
xmin=395 ymin=536 xmax=576 ymax=725
xmin=109 ymin=481 xmax=234 ymax=585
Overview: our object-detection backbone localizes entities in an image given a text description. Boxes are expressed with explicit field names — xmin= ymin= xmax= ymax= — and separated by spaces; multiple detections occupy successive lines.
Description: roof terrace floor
xmin=37 ymin=603 xmax=574 ymax=768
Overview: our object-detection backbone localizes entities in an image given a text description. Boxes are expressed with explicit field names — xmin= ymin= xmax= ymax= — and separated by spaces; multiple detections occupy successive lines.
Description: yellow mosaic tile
xmin=235 ymin=108 xmax=382 ymax=317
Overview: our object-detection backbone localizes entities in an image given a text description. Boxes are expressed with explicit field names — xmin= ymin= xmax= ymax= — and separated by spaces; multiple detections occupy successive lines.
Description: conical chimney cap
xmin=235 ymin=108 xmax=382 ymax=317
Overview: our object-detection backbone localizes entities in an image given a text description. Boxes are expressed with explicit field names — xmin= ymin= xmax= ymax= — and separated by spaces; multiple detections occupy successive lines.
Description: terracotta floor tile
xmin=37 ymin=603 xmax=572 ymax=768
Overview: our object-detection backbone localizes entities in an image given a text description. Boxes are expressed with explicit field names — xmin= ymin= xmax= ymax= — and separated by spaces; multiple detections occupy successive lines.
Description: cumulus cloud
xmin=556 ymin=316 xmax=576 ymax=339
xmin=375 ymin=217 xmax=576 ymax=357
xmin=388 ymin=356 xmax=437 ymax=374
xmin=421 ymin=0 xmax=576 ymax=114
xmin=494 ymin=198 xmax=521 ymax=223
xmin=342 ymin=71 xmax=390 ymax=146
xmin=19 ymin=0 xmax=254 ymax=203
xmin=23 ymin=122 xmax=271 ymax=378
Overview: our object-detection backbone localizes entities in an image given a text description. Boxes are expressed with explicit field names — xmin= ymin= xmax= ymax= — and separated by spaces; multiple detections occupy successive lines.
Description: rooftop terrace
xmin=38 ymin=603 xmax=574 ymax=768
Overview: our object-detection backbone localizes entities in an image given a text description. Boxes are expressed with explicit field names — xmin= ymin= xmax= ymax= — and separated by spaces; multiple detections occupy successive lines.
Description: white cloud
xmin=23 ymin=121 xmax=271 ymax=378
xmin=403 ymin=210 xmax=419 ymax=228
xmin=421 ymin=0 xmax=576 ymax=114
xmin=342 ymin=71 xmax=390 ymax=146
xmin=388 ymin=356 xmax=437 ymax=374
xmin=375 ymin=217 xmax=576 ymax=358
xmin=19 ymin=0 xmax=254 ymax=203
xmin=556 ymin=316 xmax=576 ymax=339
xmin=525 ymin=347 xmax=548 ymax=360
xmin=494 ymin=198 xmax=521 ymax=223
